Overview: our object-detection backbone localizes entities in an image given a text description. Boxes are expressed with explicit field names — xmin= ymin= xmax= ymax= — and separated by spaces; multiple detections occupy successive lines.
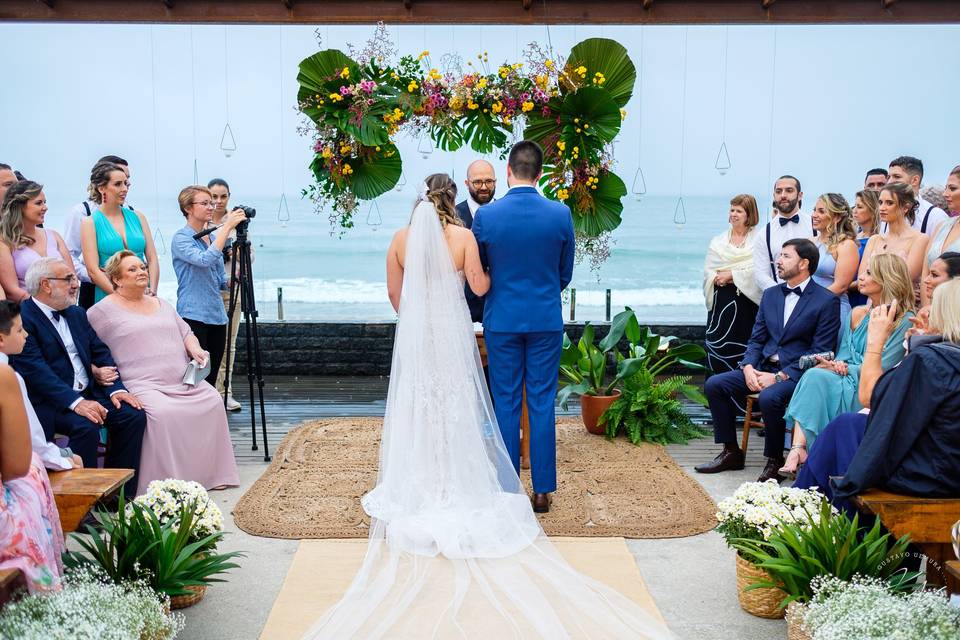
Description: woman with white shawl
xmin=703 ymin=195 xmax=764 ymax=411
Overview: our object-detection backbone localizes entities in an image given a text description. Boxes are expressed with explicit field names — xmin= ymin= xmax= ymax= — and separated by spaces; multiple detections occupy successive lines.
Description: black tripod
xmin=224 ymin=223 xmax=271 ymax=462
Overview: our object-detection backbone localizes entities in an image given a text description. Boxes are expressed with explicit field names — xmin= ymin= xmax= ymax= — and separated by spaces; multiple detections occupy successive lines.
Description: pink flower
xmin=339 ymin=85 xmax=352 ymax=96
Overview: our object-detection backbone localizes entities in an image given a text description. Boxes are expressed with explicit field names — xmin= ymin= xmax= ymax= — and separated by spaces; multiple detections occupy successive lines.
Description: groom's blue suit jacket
xmin=472 ymin=185 xmax=575 ymax=333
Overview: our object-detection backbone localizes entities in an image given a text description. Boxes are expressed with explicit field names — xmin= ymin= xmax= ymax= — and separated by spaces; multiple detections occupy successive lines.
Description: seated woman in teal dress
xmin=780 ymin=253 xmax=915 ymax=475
xmin=79 ymin=161 xmax=160 ymax=302
xmin=809 ymin=193 xmax=859 ymax=330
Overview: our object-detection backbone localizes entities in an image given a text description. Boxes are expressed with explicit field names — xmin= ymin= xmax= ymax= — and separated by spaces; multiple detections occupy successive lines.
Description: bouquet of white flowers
xmin=132 ymin=479 xmax=224 ymax=543
xmin=800 ymin=575 xmax=960 ymax=640
xmin=716 ymin=480 xmax=834 ymax=546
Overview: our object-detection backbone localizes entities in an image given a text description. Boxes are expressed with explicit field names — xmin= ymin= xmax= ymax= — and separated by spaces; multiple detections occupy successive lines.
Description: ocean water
xmin=46 ymin=192 xmax=730 ymax=324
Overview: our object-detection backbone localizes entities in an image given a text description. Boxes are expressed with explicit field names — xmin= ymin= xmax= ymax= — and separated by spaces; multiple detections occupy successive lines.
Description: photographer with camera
xmin=207 ymin=178 xmax=249 ymax=411
xmin=171 ymin=185 xmax=247 ymax=387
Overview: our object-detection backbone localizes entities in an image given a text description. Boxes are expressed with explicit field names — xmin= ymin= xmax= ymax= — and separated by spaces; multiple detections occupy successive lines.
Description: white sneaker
xmin=225 ymin=395 xmax=242 ymax=411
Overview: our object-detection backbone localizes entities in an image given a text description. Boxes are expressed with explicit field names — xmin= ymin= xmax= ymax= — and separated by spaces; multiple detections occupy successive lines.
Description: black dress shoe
xmin=694 ymin=447 xmax=745 ymax=474
xmin=532 ymin=493 xmax=550 ymax=513
xmin=757 ymin=457 xmax=787 ymax=483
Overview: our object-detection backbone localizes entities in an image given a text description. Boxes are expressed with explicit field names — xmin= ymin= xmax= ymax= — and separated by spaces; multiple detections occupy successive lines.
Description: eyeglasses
xmin=469 ymin=179 xmax=497 ymax=188
xmin=47 ymin=275 xmax=79 ymax=284
xmin=191 ymin=200 xmax=215 ymax=208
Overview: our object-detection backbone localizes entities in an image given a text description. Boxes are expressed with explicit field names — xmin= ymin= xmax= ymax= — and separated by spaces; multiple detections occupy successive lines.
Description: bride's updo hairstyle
xmin=420 ymin=173 xmax=462 ymax=229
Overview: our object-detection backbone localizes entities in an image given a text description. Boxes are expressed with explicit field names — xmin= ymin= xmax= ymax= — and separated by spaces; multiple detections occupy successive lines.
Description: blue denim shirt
xmin=171 ymin=225 xmax=228 ymax=325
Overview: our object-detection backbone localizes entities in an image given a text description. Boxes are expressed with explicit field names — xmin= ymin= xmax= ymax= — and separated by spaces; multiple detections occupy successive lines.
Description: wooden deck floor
xmin=227 ymin=376 xmax=766 ymax=469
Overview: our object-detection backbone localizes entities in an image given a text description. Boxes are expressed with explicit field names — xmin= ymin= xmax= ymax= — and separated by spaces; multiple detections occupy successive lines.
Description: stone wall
xmin=233 ymin=321 xmax=706 ymax=376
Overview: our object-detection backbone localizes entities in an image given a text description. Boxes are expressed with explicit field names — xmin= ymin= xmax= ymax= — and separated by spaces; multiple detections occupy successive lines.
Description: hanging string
xmin=148 ymin=26 xmax=165 ymax=254
xmin=278 ymin=27 xmax=290 ymax=225
xmin=674 ymin=27 xmax=690 ymax=228
xmin=220 ymin=26 xmax=237 ymax=156
xmin=541 ymin=0 xmax=554 ymax=58
xmin=766 ymin=27 xmax=779 ymax=193
xmin=720 ymin=26 xmax=729 ymax=143
xmin=189 ymin=26 xmax=199 ymax=183
xmin=632 ymin=25 xmax=646 ymax=200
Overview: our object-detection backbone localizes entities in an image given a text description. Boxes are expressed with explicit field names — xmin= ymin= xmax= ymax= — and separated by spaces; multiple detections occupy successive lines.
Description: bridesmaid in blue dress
xmin=780 ymin=252 xmax=915 ymax=475
xmin=809 ymin=193 xmax=859 ymax=329
xmin=850 ymin=190 xmax=880 ymax=308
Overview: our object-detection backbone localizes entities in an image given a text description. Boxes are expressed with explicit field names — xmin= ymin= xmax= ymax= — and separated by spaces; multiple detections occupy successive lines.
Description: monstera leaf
xmin=349 ymin=144 xmax=403 ymax=199
xmin=563 ymin=38 xmax=636 ymax=108
xmin=433 ymin=121 xmax=466 ymax=152
xmin=297 ymin=49 xmax=359 ymax=123
xmin=575 ymin=170 xmax=627 ymax=236
xmin=463 ymin=110 xmax=509 ymax=154
xmin=559 ymin=86 xmax=622 ymax=146
xmin=522 ymin=98 xmax=564 ymax=149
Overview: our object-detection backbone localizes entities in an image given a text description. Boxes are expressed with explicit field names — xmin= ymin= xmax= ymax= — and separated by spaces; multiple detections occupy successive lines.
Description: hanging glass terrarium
xmin=277 ymin=193 xmax=291 ymax=228
xmin=220 ymin=123 xmax=237 ymax=158
xmin=367 ymin=199 xmax=383 ymax=228
xmin=715 ymin=142 xmax=731 ymax=176
xmin=673 ymin=197 xmax=687 ymax=229
xmin=417 ymin=135 xmax=434 ymax=160
xmin=394 ymin=171 xmax=407 ymax=192
xmin=631 ymin=167 xmax=647 ymax=202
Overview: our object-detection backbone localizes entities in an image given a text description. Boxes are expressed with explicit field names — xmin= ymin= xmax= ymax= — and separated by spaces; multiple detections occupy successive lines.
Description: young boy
xmin=0 ymin=300 xmax=81 ymax=470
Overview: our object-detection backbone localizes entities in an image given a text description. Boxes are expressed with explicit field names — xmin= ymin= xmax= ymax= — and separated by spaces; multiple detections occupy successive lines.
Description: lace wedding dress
xmin=301 ymin=201 xmax=673 ymax=639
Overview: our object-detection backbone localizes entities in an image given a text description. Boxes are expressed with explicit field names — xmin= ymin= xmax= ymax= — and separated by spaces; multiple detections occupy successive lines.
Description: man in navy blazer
xmin=11 ymin=258 xmax=146 ymax=495
xmin=455 ymin=159 xmax=497 ymax=323
xmin=473 ymin=141 xmax=575 ymax=513
xmin=696 ymin=238 xmax=840 ymax=483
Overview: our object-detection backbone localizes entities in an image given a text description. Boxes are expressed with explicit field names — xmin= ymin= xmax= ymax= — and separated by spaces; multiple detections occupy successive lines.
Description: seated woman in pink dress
xmin=0 ymin=302 xmax=65 ymax=593
xmin=86 ymin=250 xmax=239 ymax=495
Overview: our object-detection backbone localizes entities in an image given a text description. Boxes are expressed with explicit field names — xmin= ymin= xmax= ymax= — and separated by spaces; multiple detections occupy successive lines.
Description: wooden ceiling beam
xmin=2 ymin=0 xmax=958 ymax=25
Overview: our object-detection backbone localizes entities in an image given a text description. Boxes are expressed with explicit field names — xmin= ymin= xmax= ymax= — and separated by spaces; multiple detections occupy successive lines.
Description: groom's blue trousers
xmin=484 ymin=330 xmax=563 ymax=494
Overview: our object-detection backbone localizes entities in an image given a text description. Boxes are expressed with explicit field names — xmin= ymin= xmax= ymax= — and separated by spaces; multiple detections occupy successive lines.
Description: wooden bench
xmin=0 ymin=568 xmax=26 ymax=609
xmin=48 ymin=468 xmax=134 ymax=533
xmin=852 ymin=489 xmax=960 ymax=591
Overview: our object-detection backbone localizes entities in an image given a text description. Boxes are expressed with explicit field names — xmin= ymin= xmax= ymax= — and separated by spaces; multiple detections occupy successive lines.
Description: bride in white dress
xmin=302 ymin=174 xmax=673 ymax=639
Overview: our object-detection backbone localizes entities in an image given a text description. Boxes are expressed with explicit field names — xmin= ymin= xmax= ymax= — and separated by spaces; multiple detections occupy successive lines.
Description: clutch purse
xmin=182 ymin=358 xmax=211 ymax=386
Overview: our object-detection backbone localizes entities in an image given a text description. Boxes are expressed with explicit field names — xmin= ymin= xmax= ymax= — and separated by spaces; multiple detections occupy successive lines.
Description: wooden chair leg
xmin=741 ymin=395 xmax=753 ymax=454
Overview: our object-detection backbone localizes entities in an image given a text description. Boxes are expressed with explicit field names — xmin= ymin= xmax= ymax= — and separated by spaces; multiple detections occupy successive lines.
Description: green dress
xmin=92 ymin=207 xmax=147 ymax=301
xmin=784 ymin=308 xmax=914 ymax=448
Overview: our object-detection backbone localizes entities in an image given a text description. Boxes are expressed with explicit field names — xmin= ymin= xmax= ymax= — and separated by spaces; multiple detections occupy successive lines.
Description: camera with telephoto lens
xmin=798 ymin=351 xmax=835 ymax=370
xmin=232 ymin=204 xmax=255 ymax=235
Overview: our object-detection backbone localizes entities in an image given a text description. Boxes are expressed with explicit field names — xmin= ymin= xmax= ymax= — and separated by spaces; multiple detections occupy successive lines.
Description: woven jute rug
xmin=233 ymin=417 xmax=717 ymax=540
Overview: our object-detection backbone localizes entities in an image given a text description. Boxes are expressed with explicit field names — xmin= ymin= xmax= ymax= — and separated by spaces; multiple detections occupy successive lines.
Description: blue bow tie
xmin=50 ymin=310 xmax=62 ymax=322
xmin=778 ymin=214 xmax=800 ymax=227
xmin=781 ymin=284 xmax=803 ymax=297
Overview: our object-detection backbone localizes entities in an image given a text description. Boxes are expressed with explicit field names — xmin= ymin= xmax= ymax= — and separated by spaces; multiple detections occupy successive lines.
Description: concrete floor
xmin=177 ymin=448 xmax=785 ymax=640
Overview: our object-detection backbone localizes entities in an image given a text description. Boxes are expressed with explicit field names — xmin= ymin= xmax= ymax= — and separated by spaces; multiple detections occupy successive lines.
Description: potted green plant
xmin=730 ymin=501 xmax=921 ymax=621
xmin=65 ymin=489 xmax=244 ymax=610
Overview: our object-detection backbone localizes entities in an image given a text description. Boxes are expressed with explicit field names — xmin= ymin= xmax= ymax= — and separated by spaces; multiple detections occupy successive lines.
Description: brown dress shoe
xmin=757 ymin=457 xmax=787 ymax=483
xmin=532 ymin=493 xmax=550 ymax=513
xmin=694 ymin=446 xmax=745 ymax=474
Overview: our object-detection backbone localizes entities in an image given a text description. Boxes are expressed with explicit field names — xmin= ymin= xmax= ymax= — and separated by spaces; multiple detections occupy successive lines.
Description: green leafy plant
xmin=731 ymin=501 xmax=921 ymax=608
xmin=600 ymin=369 xmax=710 ymax=445
xmin=557 ymin=321 xmax=644 ymax=409
xmin=65 ymin=490 xmax=244 ymax=598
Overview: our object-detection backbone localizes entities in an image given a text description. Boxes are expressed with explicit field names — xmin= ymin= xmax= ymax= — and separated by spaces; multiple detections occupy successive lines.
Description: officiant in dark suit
xmin=10 ymin=257 xmax=145 ymax=495
xmin=696 ymin=238 xmax=840 ymax=483
xmin=456 ymin=159 xmax=497 ymax=323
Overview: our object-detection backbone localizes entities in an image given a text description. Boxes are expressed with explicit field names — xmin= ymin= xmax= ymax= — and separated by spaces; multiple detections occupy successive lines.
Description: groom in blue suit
xmin=472 ymin=141 xmax=575 ymax=513
xmin=697 ymin=238 xmax=840 ymax=483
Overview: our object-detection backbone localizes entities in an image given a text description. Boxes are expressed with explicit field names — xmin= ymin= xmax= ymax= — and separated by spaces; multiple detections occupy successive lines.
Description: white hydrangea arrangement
xmin=0 ymin=565 xmax=184 ymax=640
xmin=132 ymin=479 xmax=224 ymax=542
xmin=800 ymin=575 xmax=960 ymax=640
xmin=716 ymin=480 xmax=835 ymax=546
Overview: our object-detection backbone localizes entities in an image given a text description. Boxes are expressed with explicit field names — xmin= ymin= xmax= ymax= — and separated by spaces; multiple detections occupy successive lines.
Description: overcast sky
xmin=2 ymin=22 xmax=959 ymax=218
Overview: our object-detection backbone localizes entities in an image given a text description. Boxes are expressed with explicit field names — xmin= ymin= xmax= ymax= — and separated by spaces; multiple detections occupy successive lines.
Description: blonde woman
xmin=850 ymin=189 xmax=880 ymax=307
xmin=703 ymin=194 xmax=762 ymax=382
xmin=920 ymin=166 xmax=960 ymax=306
xmin=809 ymin=193 xmax=859 ymax=324
xmin=858 ymin=182 xmax=929 ymax=302
xmin=0 ymin=181 xmax=74 ymax=301
xmin=781 ymin=253 xmax=915 ymax=475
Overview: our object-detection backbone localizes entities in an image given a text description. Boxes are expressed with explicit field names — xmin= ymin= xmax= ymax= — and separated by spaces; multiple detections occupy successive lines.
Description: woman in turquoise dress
xmin=780 ymin=253 xmax=916 ymax=475
xmin=850 ymin=189 xmax=880 ymax=308
xmin=79 ymin=160 xmax=159 ymax=301
xmin=810 ymin=193 xmax=859 ymax=330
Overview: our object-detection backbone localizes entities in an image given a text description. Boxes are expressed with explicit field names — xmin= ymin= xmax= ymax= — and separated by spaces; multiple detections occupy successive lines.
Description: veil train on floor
xmin=301 ymin=200 xmax=674 ymax=639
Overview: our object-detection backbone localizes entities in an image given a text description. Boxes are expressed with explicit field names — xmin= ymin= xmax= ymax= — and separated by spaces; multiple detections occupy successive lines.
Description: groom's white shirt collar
xmin=506 ymin=184 xmax=539 ymax=194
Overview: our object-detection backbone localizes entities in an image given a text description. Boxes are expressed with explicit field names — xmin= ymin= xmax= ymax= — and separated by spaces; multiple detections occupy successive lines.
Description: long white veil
xmin=302 ymin=200 xmax=674 ymax=639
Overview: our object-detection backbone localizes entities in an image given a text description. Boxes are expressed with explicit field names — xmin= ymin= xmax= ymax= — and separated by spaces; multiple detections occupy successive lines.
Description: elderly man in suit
xmin=456 ymin=159 xmax=497 ymax=323
xmin=11 ymin=258 xmax=146 ymax=495
xmin=697 ymin=238 xmax=840 ymax=483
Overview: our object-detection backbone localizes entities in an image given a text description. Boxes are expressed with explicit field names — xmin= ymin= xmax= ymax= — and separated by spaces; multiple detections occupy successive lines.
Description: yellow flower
xmin=375 ymin=146 xmax=381 ymax=151
xmin=592 ymin=72 xmax=606 ymax=85
xmin=620 ymin=108 xmax=627 ymax=120
xmin=329 ymin=93 xmax=343 ymax=102
xmin=499 ymin=66 xmax=511 ymax=78
xmin=513 ymin=63 xmax=523 ymax=70
xmin=545 ymin=59 xmax=554 ymax=69
xmin=418 ymin=50 xmax=430 ymax=60
xmin=535 ymin=74 xmax=550 ymax=90
xmin=477 ymin=77 xmax=488 ymax=89
xmin=467 ymin=100 xmax=479 ymax=110
xmin=340 ymin=144 xmax=352 ymax=154
xmin=321 ymin=147 xmax=333 ymax=159
xmin=583 ymin=123 xmax=590 ymax=129
xmin=575 ymin=65 xmax=587 ymax=78
xmin=407 ymin=81 xmax=419 ymax=92
xmin=521 ymin=101 xmax=534 ymax=112
xmin=390 ymin=72 xmax=400 ymax=80
xmin=556 ymin=140 xmax=566 ymax=151
xmin=340 ymin=66 xmax=350 ymax=79
xmin=342 ymin=164 xmax=354 ymax=175
xmin=449 ymin=96 xmax=464 ymax=110
xmin=557 ymin=188 xmax=569 ymax=201
xmin=491 ymin=101 xmax=504 ymax=114
xmin=503 ymin=116 xmax=512 ymax=126
xmin=429 ymin=68 xmax=442 ymax=81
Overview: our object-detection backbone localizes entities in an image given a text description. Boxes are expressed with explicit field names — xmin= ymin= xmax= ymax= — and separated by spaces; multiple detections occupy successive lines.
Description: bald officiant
xmin=457 ymin=159 xmax=497 ymax=322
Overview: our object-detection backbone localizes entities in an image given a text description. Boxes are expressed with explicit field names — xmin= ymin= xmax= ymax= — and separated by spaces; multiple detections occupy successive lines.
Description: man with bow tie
xmin=753 ymin=175 xmax=813 ymax=292
xmin=10 ymin=258 xmax=146 ymax=496
xmin=697 ymin=238 xmax=840 ymax=483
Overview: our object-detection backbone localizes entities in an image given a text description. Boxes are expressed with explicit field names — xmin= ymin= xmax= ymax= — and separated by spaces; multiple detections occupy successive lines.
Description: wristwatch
xmin=774 ymin=372 xmax=787 ymax=383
